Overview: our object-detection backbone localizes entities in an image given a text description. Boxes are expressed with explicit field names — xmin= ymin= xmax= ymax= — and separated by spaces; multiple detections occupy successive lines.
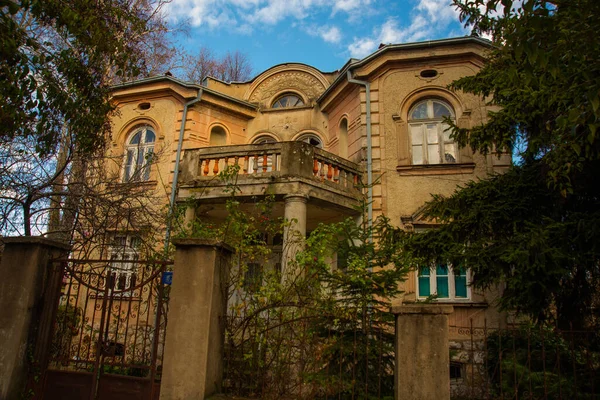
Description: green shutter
xmin=418 ymin=267 xmax=430 ymax=297
xmin=436 ymin=264 xmax=449 ymax=298
xmin=454 ymin=267 xmax=467 ymax=298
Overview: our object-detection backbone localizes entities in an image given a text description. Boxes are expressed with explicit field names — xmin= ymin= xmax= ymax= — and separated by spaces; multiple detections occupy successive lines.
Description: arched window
xmin=209 ymin=125 xmax=227 ymax=146
xmin=252 ymin=135 xmax=277 ymax=144
xmin=123 ymin=126 xmax=155 ymax=182
xmin=271 ymin=93 xmax=305 ymax=108
xmin=408 ymin=99 xmax=456 ymax=165
xmin=296 ymin=133 xmax=323 ymax=148
xmin=338 ymin=118 xmax=348 ymax=158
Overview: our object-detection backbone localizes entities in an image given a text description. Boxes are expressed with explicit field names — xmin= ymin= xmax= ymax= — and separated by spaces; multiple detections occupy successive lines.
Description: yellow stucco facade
xmin=108 ymin=37 xmax=510 ymax=331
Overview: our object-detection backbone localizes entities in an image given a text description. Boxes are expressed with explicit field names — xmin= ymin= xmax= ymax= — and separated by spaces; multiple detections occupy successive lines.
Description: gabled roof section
xmin=110 ymin=75 xmax=258 ymax=112
xmin=318 ymin=36 xmax=492 ymax=105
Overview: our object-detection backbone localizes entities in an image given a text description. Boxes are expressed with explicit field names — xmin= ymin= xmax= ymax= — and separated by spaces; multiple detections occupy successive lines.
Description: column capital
xmin=283 ymin=193 xmax=309 ymax=203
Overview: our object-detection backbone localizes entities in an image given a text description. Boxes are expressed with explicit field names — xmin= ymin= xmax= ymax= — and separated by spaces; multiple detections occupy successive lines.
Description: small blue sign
xmin=162 ymin=271 xmax=173 ymax=285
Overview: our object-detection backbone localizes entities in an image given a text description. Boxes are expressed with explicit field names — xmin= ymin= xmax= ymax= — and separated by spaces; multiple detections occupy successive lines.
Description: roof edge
xmin=317 ymin=36 xmax=492 ymax=104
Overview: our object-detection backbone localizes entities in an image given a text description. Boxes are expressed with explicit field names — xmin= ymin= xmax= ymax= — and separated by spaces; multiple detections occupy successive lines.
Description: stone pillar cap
xmin=172 ymin=238 xmax=234 ymax=253
xmin=2 ymin=236 xmax=71 ymax=251
xmin=390 ymin=304 xmax=454 ymax=315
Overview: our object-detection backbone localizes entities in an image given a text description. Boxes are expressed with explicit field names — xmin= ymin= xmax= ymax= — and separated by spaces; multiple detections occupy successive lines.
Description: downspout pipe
xmin=164 ymin=89 xmax=203 ymax=253
xmin=347 ymin=70 xmax=373 ymax=240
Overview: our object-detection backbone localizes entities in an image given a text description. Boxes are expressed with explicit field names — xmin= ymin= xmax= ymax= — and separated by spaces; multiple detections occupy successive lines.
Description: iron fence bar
xmin=557 ymin=331 xmax=562 ymax=399
xmin=499 ymin=328 xmax=504 ymax=400
xmin=569 ymin=324 xmax=578 ymax=399
xmin=470 ymin=318 xmax=475 ymax=399
xmin=513 ymin=329 xmax=518 ymax=400
xmin=61 ymin=262 xmax=76 ymax=366
xmin=120 ymin=282 xmax=135 ymax=372
xmin=586 ymin=331 xmax=594 ymax=398
xmin=541 ymin=327 xmax=547 ymax=400
xmin=91 ymin=272 xmax=111 ymax=400
xmin=75 ymin=267 xmax=92 ymax=369
xmin=352 ymin=311 xmax=357 ymax=400
xmin=378 ymin=322 xmax=382 ymax=400
xmin=527 ymin=326 xmax=533 ymax=400
xmin=149 ymin=263 xmax=165 ymax=399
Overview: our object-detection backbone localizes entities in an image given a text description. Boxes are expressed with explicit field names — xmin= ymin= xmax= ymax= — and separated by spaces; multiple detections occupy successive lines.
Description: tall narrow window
xmin=338 ymin=118 xmax=348 ymax=158
xmin=123 ymin=126 xmax=155 ymax=182
xmin=409 ymin=99 xmax=456 ymax=165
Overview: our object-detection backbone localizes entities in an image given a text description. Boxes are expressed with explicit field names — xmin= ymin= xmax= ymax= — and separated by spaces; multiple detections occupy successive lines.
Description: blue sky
xmin=164 ymin=0 xmax=470 ymax=74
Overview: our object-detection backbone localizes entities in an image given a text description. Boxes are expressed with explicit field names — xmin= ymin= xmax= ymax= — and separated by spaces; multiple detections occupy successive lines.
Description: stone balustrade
xmin=181 ymin=141 xmax=362 ymax=197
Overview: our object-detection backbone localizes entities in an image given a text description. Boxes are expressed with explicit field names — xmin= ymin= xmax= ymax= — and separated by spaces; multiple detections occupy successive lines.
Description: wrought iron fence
xmin=48 ymin=259 xmax=171 ymax=379
xmin=449 ymin=322 xmax=600 ymax=400
xmin=222 ymin=310 xmax=395 ymax=400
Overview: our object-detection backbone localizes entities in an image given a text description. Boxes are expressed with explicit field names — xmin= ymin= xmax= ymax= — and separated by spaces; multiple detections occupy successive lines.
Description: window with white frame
xmin=417 ymin=264 xmax=469 ymax=300
xmin=409 ymin=99 xmax=457 ymax=165
xmin=123 ymin=126 xmax=155 ymax=182
xmin=108 ymin=234 xmax=141 ymax=294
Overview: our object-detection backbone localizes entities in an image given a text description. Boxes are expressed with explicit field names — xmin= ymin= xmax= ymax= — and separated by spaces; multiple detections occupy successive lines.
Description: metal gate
xmin=40 ymin=258 xmax=172 ymax=400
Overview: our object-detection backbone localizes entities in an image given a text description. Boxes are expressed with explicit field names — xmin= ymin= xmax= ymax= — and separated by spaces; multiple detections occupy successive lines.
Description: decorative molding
xmin=396 ymin=163 xmax=476 ymax=176
xmin=249 ymin=71 xmax=327 ymax=104
xmin=392 ymin=114 xmax=403 ymax=123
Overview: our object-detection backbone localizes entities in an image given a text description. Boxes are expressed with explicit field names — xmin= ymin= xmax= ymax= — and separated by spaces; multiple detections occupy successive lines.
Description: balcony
xmin=178 ymin=141 xmax=363 ymax=212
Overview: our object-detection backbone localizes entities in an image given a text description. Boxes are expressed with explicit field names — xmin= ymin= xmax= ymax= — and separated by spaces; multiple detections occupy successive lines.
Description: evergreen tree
xmin=405 ymin=0 xmax=600 ymax=329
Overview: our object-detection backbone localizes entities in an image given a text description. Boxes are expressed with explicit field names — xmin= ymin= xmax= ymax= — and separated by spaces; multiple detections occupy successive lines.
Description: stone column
xmin=0 ymin=237 xmax=70 ymax=400
xmin=281 ymin=193 xmax=308 ymax=280
xmin=391 ymin=304 xmax=454 ymax=400
xmin=160 ymin=239 xmax=233 ymax=400
xmin=184 ymin=204 xmax=196 ymax=228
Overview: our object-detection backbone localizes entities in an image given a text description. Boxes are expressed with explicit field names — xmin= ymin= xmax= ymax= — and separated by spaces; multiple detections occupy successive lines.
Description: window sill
xmin=396 ymin=163 xmax=475 ymax=175
xmin=261 ymin=105 xmax=313 ymax=113
xmin=108 ymin=180 xmax=158 ymax=189
xmin=407 ymin=300 xmax=488 ymax=307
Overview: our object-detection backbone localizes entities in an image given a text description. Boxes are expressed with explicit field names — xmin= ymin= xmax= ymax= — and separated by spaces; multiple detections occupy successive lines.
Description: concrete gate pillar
xmin=0 ymin=237 xmax=70 ymax=400
xmin=160 ymin=239 xmax=233 ymax=400
xmin=281 ymin=193 xmax=308 ymax=280
xmin=391 ymin=304 xmax=454 ymax=400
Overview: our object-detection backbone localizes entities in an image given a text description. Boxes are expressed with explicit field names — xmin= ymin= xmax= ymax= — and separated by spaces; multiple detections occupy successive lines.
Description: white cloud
xmin=165 ymin=0 xmax=373 ymax=30
xmin=320 ymin=26 xmax=342 ymax=43
xmin=332 ymin=0 xmax=372 ymax=14
xmin=306 ymin=25 xmax=342 ymax=44
xmin=347 ymin=0 xmax=462 ymax=59
xmin=347 ymin=37 xmax=377 ymax=59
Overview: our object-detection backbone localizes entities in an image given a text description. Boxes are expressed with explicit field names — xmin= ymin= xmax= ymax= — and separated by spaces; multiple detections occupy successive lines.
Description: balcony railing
xmin=181 ymin=141 xmax=362 ymax=196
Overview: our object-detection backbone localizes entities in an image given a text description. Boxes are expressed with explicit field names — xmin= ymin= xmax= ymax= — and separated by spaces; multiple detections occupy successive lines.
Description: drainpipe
xmin=164 ymin=89 xmax=203 ymax=253
xmin=347 ymin=70 xmax=373 ymax=240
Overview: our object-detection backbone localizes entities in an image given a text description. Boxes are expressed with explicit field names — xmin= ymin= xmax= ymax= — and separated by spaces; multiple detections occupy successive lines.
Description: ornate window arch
xmin=408 ymin=99 xmax=456 ymax=165
xmin=271 ymin=92 xmax=305 ymax=108
xmin=123 ymin=125 xmax=155 ymax=182
xmin=252 ymin=134 xmax=278 ymax=144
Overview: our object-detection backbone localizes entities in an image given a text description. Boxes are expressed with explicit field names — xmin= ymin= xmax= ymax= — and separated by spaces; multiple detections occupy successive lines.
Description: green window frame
xmin=417 ymin=264 xmax=469 ymax=300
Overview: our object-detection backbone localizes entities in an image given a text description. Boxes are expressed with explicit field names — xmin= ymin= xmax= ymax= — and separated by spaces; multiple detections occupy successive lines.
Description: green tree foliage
xmin=0 ymin=0 xmax=155 ymax=156
xmin=404 ymin=0 xmax=600 ymax=329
